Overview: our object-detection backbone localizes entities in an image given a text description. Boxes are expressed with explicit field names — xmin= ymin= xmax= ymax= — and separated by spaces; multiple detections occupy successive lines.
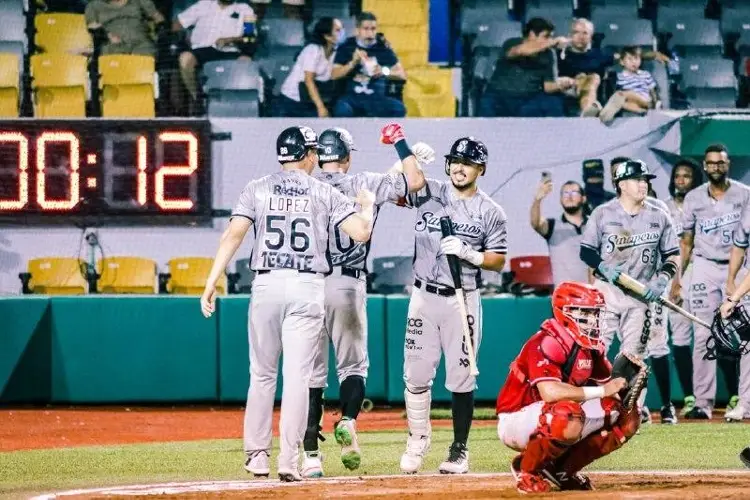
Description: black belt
xmin=414 ymin=278 xmax=455 ymax=297
xmin=340 ymin=266 xmax=364 ymax=279
xmin=256 ymin=269 xmax=318 ymax=275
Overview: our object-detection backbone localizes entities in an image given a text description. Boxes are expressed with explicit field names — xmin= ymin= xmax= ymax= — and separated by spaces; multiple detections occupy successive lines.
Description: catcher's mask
xmin=705 ymin=305 xmax=750 ymax=360
xmin=552 ymin=281 xmax=606 ymax=350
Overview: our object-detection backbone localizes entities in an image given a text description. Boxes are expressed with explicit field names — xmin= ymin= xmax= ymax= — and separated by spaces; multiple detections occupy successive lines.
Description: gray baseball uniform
xmin=728 ymin=202 xmax=750 ymax=409
xmin=664 ymin=197 xmax=693 ymax=349
xmin=682 ymin=181 xmax=750 ymax=411
xmin=232 ymin=169 xmax=357 ymax=472
xmin=308 ymin=170 xmax=408 ymax=389
xmin=581 ymin=198 xmax=679 ymax=358
xmin=542 ymin=214 xmax=589 ymax=286
xmin=645 ymin=196 xmax=675 ymax=359
xmin=404 ymin=179 xmax=507 ymax=394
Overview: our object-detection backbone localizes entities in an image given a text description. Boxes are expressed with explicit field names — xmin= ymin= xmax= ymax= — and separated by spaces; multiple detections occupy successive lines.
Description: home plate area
xmin=34 ymin=471 xmax=750 ymax=499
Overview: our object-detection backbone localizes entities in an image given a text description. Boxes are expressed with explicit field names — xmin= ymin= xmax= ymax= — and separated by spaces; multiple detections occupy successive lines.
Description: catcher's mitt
xmin=611 ymin=352 xmax=650 ymax=411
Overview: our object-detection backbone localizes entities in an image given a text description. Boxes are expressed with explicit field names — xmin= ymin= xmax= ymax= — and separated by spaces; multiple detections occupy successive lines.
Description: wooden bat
xmin=616 ymin=273 xmax=711 ymax=329
xmin=440 ymin=216 xmax=480 ymax=377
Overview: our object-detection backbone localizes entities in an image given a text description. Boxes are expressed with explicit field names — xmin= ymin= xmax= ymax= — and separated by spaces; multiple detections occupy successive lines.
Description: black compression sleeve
xmin=580 ymin=245 xmax=603 ymax=269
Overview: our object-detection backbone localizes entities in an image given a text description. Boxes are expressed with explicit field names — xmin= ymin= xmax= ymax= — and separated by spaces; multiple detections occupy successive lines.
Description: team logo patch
xmin=456 ymin=140 xmax=468 ymax=152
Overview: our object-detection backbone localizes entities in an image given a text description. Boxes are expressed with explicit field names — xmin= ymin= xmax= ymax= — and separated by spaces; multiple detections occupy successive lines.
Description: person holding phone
xmin=530 ymin=172 xmax=589 ymax=286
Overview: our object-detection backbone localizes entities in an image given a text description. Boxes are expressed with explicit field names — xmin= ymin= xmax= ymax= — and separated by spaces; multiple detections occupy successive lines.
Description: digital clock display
xmin=0 ymin=120 xmax=212 ymax=226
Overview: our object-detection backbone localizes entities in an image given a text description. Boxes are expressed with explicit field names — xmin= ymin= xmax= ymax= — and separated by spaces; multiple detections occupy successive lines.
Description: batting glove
xmin=597 ymin=262 xmax=622 ymax=283
xmin=644 ymin=274 xmax=669 ymax=303
xmin=412 ymin=142 xmax=435 ymax=165
xmin=380 ymin=123 xmax=406 ymax=145
xmin=440 ymin=236 xmax=484 ymax=267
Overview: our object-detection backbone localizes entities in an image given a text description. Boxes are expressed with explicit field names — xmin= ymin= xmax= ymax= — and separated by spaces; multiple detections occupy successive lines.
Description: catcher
xmin=496 ymin=281 xmax=648 ymax=494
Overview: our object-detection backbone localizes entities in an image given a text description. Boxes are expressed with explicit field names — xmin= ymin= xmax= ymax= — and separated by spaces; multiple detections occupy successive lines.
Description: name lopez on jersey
xmin=604 ymin=231 xmax=660 ymax=253
xmin=261 ymin=184 xmax=314 ymax=271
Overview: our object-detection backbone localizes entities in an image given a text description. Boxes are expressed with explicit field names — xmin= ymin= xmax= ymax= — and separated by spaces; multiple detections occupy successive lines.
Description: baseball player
xmin=200 ymin=126 xmax=376 ymax=482
xmin=496 ymin=281 xmax=637 ymax=494
xmin=301 ymin=125 xmax=432 ymax=478
xmin=680 ymin=144 xmax=747 ymax=420
xmin=580 ymin=160 xmax=680 ymax=370
xmin=397 ymin=137 xmax=508 ymax=475
xmin=603 ymin=157 xmax=679 ymax=424
xmin=665 ymin=159 xmax=703 ymax=416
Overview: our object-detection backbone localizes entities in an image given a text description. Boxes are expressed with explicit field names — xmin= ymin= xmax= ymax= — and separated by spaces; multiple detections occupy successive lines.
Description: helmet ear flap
xmin=444 ymin=158 xmax=451 ymax=176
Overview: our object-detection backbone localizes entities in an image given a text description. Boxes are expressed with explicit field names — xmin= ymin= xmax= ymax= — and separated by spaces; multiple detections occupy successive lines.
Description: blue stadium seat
xmin=260 ymin=18 xmax=305 ymax=48
xmin=525 ymin=8 xmax=573 ymax=37
xmin=680 ymin=56 xmax=737 ymax=89
xmin=722 ymin=7 xmax=750 ymax=38
xmin=642 ymin=59 xmax=671 ymax=109
xmin=257 ymin=54 xmax=295 ymax=97
xmin=312 ymin=0 xmax=349 ymax=19
xmin=0 ymin=0 xmax=26 ymax=46
xmin=461 ymin=5 xmax=510 ymax=37
xmin=738 ymin=28 xmax=750 ymax=54
xmin=203 ymin=59 xmax=263 ymax=117
xmin=591 ymin=6 xmax=640 ymax=31
xmin=661 ymin=17 xmax=723 ymax=56
xmin=599 ymin=19 xmax=656 ymax=50
xmin=684 ymin=87 xmax=737 ymax=108
xmin=473 ymin=21 xmax=523 ymax=50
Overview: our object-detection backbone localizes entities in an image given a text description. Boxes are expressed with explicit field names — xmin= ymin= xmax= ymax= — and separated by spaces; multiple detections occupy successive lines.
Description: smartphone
xmin=541 ymin=171 xmax=551 ymax=182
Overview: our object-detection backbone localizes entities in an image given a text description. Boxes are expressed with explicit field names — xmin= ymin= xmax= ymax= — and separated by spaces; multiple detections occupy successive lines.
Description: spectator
xmin=583 ymin=158 xmax=615 ymax=211
xmin=558 ymin=19 xmax=670 ymax=118
xmin=530 ymin=174 xmax=589 ymax=285
xmin=599 ymin=46 xmax=658 ymax=123
xmin=173 ymin=0 xmax=257 ymax=111
xmin=331 ymin=12 xmax=407 ymax=118
xmin=251 ymin=0 xmax=304 ymax=20
xmin=276 ymin=17 xmax=342 ymax=117
xmin=85 ymin=0 xmax=165 ymax=56
xmin=478 ymin=17 xmax=571 ymax=118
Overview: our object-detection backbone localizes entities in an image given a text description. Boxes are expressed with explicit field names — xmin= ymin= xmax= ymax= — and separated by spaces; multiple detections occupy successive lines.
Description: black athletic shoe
xmin=660 ymin=404 xmax=678 ymax=424
xmin=740 ymin=447 xmax=750 ymax=469
xmin=684 ymin=407 xmax=710 ymax=420
xmin=540 ymin=467 xmax=594 ymax=491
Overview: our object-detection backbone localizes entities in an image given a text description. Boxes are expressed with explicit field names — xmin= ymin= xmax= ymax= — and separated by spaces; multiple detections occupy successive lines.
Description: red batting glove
xmin=380 ymin=123 xmax=406 ymax=145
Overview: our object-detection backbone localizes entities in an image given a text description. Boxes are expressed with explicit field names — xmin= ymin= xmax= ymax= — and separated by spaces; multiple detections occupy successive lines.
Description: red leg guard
xmin=554 ymin=397 xmax=640 ymax=475
xmin=519 ymin=401 xmax=585 ymax=473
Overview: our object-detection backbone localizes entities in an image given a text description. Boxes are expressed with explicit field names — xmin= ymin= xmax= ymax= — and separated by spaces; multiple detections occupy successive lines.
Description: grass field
xmin=2 ymin=422 xmax=749 ymax=498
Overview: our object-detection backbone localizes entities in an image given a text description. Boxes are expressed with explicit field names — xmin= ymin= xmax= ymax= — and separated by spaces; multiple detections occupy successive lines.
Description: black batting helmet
xmin=612 ymin=159 xmax=656 ymax=183
xmin=444 ymin=137 xmax=488 ymax=175
xmin=276 ymin=126 xmax=319 ymax=163
xmin=317 ymin=127 xmax=356 ymax=165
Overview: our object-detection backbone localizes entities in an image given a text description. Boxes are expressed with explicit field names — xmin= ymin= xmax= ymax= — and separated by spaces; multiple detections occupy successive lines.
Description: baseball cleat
xmin=301 ymin=451 xmax=324 ymax=478
xmin=334 ymin=418 xmax=361 ymax=470
xmin=244 ymin=450 xmax=270 ymax=478
xmin=438 ymin=442 xmax=469 ymax=474
xmin=660 ymin=404 xmax=678 ymax=425
xmin=684 ymin=407 xmax=711 ymax=420
xmin=511 ymin=455 xmax=551 ymax=494
xmin=278 ymin=469 xmax=303 ymax=482
xmin=740 ymin=447 xmax=750 ymax=468
xmin=400 ymin=434 xmax=430 ymax=474
xmin=728 ymin=395 xmax=740 ymax=411
xmin=725 ymin=405 xmax=749 ymax=422
xmin=680 ymin=395 xmax=696 ymax=417
xmin=540 ymin=466 xmax=594 ymax=491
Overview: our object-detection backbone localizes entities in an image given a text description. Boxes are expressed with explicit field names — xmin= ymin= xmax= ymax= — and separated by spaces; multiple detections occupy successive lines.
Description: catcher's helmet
xmin=552 ymin=281 xmax=606 ymax=350
xmin=276 ymin=126 xmax=318 ymax=163
xmin=612 ymin=159 xmax=656 ymax=183
xmin=317 ymin=127 xmax=356 ymax=164
xmin=705 ymin=305 xmax=750 ymax=360
xmin=444 ymin=137 xmax=488 ymax=175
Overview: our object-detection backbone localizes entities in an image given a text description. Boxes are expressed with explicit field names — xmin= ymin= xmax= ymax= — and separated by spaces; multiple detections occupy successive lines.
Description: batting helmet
xmin=276 ymin=126 xmax=318 ymax=163
xmin=444 ymin=137 xmax=488 ymax=175
xmin=552 ymin=281 xmax=606 ymax=350
xmin=317 ymin=127 xmax=356 ymax=164
xmin=612 ymin=159 xmax=656 ymax=183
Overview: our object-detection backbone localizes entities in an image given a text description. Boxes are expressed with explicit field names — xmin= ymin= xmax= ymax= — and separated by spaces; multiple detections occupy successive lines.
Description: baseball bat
xmin=439 ymin=216 xmax=480 ymax=377
xmin=616 ymin=273 xmax=711 ymax=329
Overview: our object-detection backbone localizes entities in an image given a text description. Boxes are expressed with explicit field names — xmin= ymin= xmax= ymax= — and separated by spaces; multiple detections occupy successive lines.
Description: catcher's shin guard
xmin=553 ymin=397 xmax=638 ymax=476
xmin=303 ymin=387 xmax=325 ymax=452
xmin=519 ymin=401 xmax=585 ymax=473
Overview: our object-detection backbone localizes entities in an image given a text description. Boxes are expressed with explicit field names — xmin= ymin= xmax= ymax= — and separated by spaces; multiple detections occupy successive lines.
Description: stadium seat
xmin=737 ymin=28 xmax=750 ymax=55
xmin=663 ymin=18 xmax=723 ymax=56
xmin=260 ymin=18 xmax=305 ymax=48
xmin=98 ymin=55 xmax=155 ymax=117
xmin=591 ymin=5 xmax=640 ymax=29
xmin=203 ymin=59 xmax=263 ymax=117
xmin=34 ymin=13 xmax=93 ymax=55
xmin=312 ymin=0 xmax=349 ymax=18
xmin=0 ymin=52 xmax=21 ymax=117
xmin=599 ymin=19 xmax=656 ymax=50
xmin=720 ymin=7 xmax=750 ymax=37
xmin=509 ymin=255 xmax=553 ymax=292
xmin=473 ymin=21 xmax=523 ymax=50
xmin=461 ymin=5 xmax=510 ymax=37
xmin=30 ymin=53 xmax=88 ymax=117
xmin=642 ymin=59 xmax=671 ymax=109
xmin=22 ymin=257 xmax=87 ymax=295
xmin=164 ymin=257 xmax=226 ymax=295
xmin=233 ymin=258 xmax=254 ymax=293
xmin=684 ymin=87 xmax=737 ymax=107
xmin=362 ymin=0 xmax=426 ymax=26
xmin=258 ymin=54 xmax=295 ymax=97
xmin=97 ymin=256 xmax=157 ymax=294
xmin=525 ymin=8 xmax=572 ymax=37
xmin=680 ymin=56 xmax=737 ymax=89
xmin=0 ymin=0 xmax=26 ymax=46
xmin=528 ymin=0 xmax=573 ymax=8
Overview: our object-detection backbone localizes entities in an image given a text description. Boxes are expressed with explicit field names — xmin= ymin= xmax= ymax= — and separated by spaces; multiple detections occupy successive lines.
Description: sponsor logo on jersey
xmin=577 ymin=358 xmax=592 ymax=370
xmin=604 ymin=231 xmax=660 ymax=253
xmin=272 ymin=184 xmax=310 ymax=197
xmin=415 ymin=211 xmax=482 ymax=237
xmin=698 ymin=211 xmax=741 ymax=234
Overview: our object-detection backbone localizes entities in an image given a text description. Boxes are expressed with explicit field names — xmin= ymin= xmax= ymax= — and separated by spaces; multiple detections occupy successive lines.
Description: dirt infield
xmin=33 ymin=473 xmax=750 ymax=499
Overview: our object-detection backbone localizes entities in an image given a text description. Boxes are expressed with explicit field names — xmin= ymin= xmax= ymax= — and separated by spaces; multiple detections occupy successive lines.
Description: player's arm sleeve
xmin=528 ymin=337 xmax=564 ymax=386
xmin=361 ymin=171 xmax=408 ymax=205
xmin=176 ymin=0 xmax=201 ymax=28
xmin=231 ymin=181 xmax=256 ymax=222
xmin=579 ymin=206 xmax=603 ymax=267
xmin=483 ymin=205 xmax=508 ymax=254
xmin=589 ymin=351 xmax=612 ymax=383
xmin=734 ymin=206 xmax=750 ymax=248
xmin=328 ymin=187 xmax=358 ymax=228
xmin=659 ymin=212 xmax=680 ymax=257
xmin=403 ymin=178 xmax=436 ymax=208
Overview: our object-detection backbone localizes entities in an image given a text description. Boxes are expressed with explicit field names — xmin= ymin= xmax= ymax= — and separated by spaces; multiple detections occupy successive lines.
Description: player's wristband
xmin=394 ymin=139 xmax=413 ymax=162
xmin=658 ymin=261 xmax=678 ymax=281
xmin=582 ymin=386 xmax=605 ymax=401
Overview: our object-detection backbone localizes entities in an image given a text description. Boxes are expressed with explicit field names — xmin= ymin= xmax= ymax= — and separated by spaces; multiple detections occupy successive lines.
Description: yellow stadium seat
xmin=166 ymin=257 xmax=226 ymax=295
xmin=34 ymin=13 xmax=93 ymax=55
xmin=396 ymin=51 xmax=428 ymax=69
xmin=405 ymin=67 xmax=453 ymax=95
xmin=26 ymin=257 xmax=87 ymax=295
xmin=97 ymin=256 xmax=157 ymax=294
xmin=405 ymin=92 xmax=455 ymax=117
xmin=382 ymin=29 xmax=429 ymax=56
xmin=362 ymin=0 xmax=427 ymax=26
xmin=31 ymin=53 xmax=88 ymax=117
xmin=99 ymin=55 xmax=155 ymax=117
xmin=0 ymin=53 xmax=20 ymax=117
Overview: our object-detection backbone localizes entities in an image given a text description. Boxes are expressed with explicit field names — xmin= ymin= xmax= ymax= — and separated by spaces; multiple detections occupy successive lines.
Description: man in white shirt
xmin=173 ymin=0 xmax=256 ymax=107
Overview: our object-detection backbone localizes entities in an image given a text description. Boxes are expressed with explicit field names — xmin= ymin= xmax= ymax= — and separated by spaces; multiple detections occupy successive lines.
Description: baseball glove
xmin=611 ymin=352 xmax=650 ymax=411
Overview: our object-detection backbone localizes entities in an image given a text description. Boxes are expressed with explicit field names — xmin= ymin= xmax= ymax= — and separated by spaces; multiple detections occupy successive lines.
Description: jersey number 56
xmin=265 ymin=215 xmax=311 ymax=252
